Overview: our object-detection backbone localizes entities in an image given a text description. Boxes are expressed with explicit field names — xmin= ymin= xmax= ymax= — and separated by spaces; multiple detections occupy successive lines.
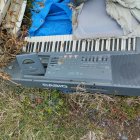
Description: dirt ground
xmin=0 ymin=79 xmax=140 ymax=140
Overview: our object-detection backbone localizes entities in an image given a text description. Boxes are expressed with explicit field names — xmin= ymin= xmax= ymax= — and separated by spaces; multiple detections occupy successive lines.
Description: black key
xmin=44 ymin=42 xmax=47 ymax=52
xmin=63 ymin=41 xmax=67 ymax=52
xmin=85 ymin=41 xmax=88 ymax=51
xmin=70 ymin=41 xmax=73 ymax=52
xmin=31 ymin=42 xmax=35 ymax=52
xmin=39 ymin=42 xmax=42 ymax=52
xmin=89 ymin=41 xmax=92 ymax=51
xmin=47 ymin=42 xmax=50 ymax=52
xmin=67 ymin=41 xmax=70 ymax=52
xmin=103 ymin=40 xmax=106 ymax=51
xmin=126 ymin=39 xmax=129 ymax=51
xmin=119 ymin=39 xmax=121 ymax=51
xmin=110 ymin=39 xmax=113 ymax=51
xmin=93 ymin=40 xmax=95 ymax=51
xmin=114 ymin=39 xmax=117 ymax=51
xmin=85 ymin=40 xmax=88 ymax=51
xmin=79 ymin=40 xmax=83 ymax=51
xmin=29 ymin=42 xmax=32 ymax=52
xmin=99 ymin=40 xmax=102 ymax=51
xmin=26 ymin=42 xmax=29 ymax=52
xmin=58 ymin=41 xmax=61 ymax=52
xmin=36 ymin=42 xmax=39 ymax=52
xmin=55 ymin=41 xmax=58 ymax=52
xmin=50 ymin=41 xmax=53 ymax=52
xmin=131 ymin=38 xmax=133 ymax=51
xmin=76 ymin=40 xmax=79 ymax=52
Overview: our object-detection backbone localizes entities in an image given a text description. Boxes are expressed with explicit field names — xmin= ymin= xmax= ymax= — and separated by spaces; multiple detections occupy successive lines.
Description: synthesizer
xmin=24 ymin=35 xmax=138 ymax=53
xmin=5 ymin=51 xmax=140 ymax=96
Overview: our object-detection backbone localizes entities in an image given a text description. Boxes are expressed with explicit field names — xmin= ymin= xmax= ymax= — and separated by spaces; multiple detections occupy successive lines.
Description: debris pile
xmin=0 ymin=29 xmax=26 ymax=68
xmin=0 ymin=0 xmax=27 ymax=34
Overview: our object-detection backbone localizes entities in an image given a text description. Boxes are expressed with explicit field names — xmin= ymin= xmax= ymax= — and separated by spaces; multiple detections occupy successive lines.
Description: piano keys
xmin=23 ymin=35 xmax=136 ymax=53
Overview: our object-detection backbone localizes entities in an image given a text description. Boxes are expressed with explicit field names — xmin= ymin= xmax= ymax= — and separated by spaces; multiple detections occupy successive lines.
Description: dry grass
xmin=0 ymin=80 xmax=89 ymax=140
xmin=0 ymin=79 xmax=140 ymax=140
xmin=0 ymin=28 xmax=26 ymax=68
xmin=0 ymin=26 xmax=27 ymax=81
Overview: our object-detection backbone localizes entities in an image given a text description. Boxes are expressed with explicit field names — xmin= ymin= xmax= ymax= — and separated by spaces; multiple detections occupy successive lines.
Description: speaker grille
xmin=111 ymin=54 xmax=140 ymax=86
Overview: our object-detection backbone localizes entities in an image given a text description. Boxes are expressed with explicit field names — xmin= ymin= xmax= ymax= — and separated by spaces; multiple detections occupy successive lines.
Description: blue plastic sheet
xmin=29 ymin=0 xmax=72 ymax=36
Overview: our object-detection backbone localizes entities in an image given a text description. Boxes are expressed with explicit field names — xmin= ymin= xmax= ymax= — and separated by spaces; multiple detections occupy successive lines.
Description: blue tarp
xmin=29 ymin=0 xmax=72 ymax=36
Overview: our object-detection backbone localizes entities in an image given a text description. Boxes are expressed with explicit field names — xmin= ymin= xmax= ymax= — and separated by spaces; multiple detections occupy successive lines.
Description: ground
xmin=0 ymin=79 xmax=140 ymax=140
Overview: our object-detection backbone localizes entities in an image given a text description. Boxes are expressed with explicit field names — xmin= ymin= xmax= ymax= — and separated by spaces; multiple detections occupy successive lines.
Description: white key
xmin=32 ymin=42 xmax=36 ymax=52
xmin=78 ymin=40 xmax=82 ymax=51
xmin=116 ymin=39 xmax=119 ymax=51
xmin=64 ymin=41 xmax=67 ymax=52
xmin=87 ymin=41 xmax=90 ymax=51
xmin=107 ymin=39 xmax=110 ymax=51
xmin=101 ymin=40 xmax=104 ymax=51
xmin=60 ymin=41 xmax=64 ymax=52
xmin=41 ymin=42 xmax=44 ymax=52
xmin=107 ymin=39 xmax=109 ymax=51
xmin=122 ymin=39 xmax=126 ymax=51
xmin=133 ymin=38 xmax=136 ymax=51
xmin=81 ymin=40 xmax=86 ymax=52
xmin=72 ymin=40 xmax=76 ymax=52
xmin=88 ymin=40 xmax=92 ymax=51
xmin=69 ymin=41 xmax=72 ymax=52
xmin=24 ymin=42 xmax=28 ymax=52
xmin=95 ymin=39 xmax=99 ymax=51
xmin=51 ymin=41 xmax=56 ymax=52
xmin=112 ymin=39 xmax=115 ymax=51
xmin=23 ymin=45 xmax=26 ymax=52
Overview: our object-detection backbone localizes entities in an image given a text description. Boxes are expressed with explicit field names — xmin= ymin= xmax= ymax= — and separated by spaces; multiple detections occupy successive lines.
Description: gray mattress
xmin=73 ymin=0 xmax=124 ymax=39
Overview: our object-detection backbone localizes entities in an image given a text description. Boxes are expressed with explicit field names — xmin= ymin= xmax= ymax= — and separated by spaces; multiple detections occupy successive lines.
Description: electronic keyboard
xmin=24 ymin=35 xmax=137 ymax=53
xmin=6 ymin=34 xmax=140 ymax=95
xmin=5 ymin=50 xmax=140 ymax=96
